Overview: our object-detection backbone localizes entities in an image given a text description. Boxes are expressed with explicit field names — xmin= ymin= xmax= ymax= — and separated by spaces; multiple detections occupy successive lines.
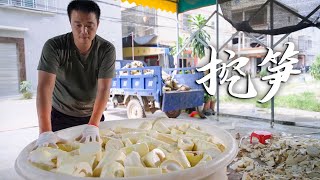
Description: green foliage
xmin=22 ymin=92 xmax=33 ymax=99
xmin=188 ymin=14 xmax=210 ymax=59
xmin=256 ymin=101 xmax=271 ymax=108
xmin=276 ymin=92 xmax=320 ymax=112
xmin=310 ymin=55 xmax=320 ymax=80
xmin=259 ymin=69 xmax=268 ymax=77
xmin=20 ymin=81 xmax=32 ymax=93
xmin=222 ymin=92 xmax=320 ymax=112
xmin=20 ymin=81 xmax=33 ymax=99
xmin=170 ymin=36 xmax=186 ymax=56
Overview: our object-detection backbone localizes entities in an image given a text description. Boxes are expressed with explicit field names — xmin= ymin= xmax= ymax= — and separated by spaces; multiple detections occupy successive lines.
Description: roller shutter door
xmin=0 ymin=43 xmax=19 ymax=97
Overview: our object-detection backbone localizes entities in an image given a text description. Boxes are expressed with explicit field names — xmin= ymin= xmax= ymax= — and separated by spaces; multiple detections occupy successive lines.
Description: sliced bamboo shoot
xmin=143 ymin=148 xmax=166 ymax=167
xmin=123 ymin=138 xmax=133 ymax=147
xmin=105 ymin=138 xmax=124 ymax=151
xmin=100 ymin=161 xmax=124 ymax=178
xmin=121 ymin=132 xmax=147 ymax=144
xmin=138 ymin=121 xmax=153 ymax=130
xmin=120 ymin=142 xmax=149 ymax=157
xmin=29 ymin=147 xmax=67 ymax=170
xmin=79 ymin=142 xmax=102 ymax=161
xmin=57 ymin=154 xmax=95 ymax=168
xmin=178 ymin=123 xmax=190 ymax=132
xmin=171 ymin=128 xmax=184 ymax=135
xmin=114 ymin=127 xmax=147 ymax=134
xmin=124 ymin=151 xmax=144 ymax=167
xmin=170 ymin=149 xmax=191 ymax=168
xmin=56 ymin=162 xmax=92 ymax=177
xmin=150 ymin=132 xmax=178 ymax=145
xmin=99 ymin=128 xmax=116 ymax=136
xmin=73 ymin=162 xmax=92 ymax=177
xmin=160 ymin=159 xmax=184 ymax=173
xmin=93 ymin=150 xmax=126 ymax=177
xmin=185 ymin=151 xmax=204 ymax=167
xmin=137 ymin=136 xmax=175 ymax=152
xmin=193 ymin=139 xmax=221 ymax=152
xmin=186 ymin=127 xmax=210 ymax=137
xmin=57 ymin=142 xmax=80 ymax=152
xmin=178 ymin=138 xmax=194 ymax=151
xmin=153 ymin=121 xmax=170 ymax=134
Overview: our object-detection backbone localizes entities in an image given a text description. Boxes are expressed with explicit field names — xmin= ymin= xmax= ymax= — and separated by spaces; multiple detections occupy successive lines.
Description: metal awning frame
xmin=125 ymin=0 xmax=320 ymax=127
xmin=173 ymin=0 xmax=320 ymax=127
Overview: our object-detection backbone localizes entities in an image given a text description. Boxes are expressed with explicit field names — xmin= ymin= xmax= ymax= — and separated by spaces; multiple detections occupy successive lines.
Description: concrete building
xmin=0 ymin=0 xmax=122 ymax=98
xmin=121 ymin=5 xmax=177 ymax=68
xmin=195 ymin=0 xmax=320 ymax=77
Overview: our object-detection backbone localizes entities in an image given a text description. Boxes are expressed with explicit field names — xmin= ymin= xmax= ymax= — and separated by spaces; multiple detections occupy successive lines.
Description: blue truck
xmin=110 ymin=60 xmax=205 ymax=118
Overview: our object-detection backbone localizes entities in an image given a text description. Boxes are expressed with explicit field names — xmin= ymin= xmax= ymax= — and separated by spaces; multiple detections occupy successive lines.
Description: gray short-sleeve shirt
xmin=37 ymin=32 xmax=115 ymax=117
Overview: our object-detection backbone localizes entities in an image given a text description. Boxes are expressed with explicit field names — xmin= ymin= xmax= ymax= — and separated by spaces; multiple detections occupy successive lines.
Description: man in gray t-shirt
xmin=35 ymin=0 xmax=115 ymax=148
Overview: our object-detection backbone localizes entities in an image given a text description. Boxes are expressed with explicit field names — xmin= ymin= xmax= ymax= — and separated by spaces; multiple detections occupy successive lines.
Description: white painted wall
xmin=157 ymin=10 xmax=177 ymax=44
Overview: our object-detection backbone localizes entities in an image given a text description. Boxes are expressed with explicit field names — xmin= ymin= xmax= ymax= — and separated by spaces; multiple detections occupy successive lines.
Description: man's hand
xmin=34 ymin=131 xmax=67 ymax=149
xmin=76 ymin=125 xmax=100 ymax=143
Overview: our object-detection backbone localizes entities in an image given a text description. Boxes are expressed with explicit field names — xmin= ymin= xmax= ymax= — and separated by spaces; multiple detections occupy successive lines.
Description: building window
xmin=232 ymin=11 xmax=242 ymax=23
xmin=245 ymin=8 xmax=267 ymax=26
xmin=179 ymin=59 xmax=187 ymax=68
xmin=232 ymin=37 xmax=239 ymax=44
xmin=24 ymin=0 xmax=34 ymax=8
xmin=1 ymin=0 xmax=57 ymax=12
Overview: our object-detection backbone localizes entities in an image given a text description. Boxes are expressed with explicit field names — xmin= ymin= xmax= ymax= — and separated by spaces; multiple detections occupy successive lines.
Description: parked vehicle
xmin=110 ymin=60 xmax=204 ymax=119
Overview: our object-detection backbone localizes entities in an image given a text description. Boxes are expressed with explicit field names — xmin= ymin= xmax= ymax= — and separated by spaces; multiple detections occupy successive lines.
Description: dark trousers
xmin=51 ymin=107 xmax=104 ymax=132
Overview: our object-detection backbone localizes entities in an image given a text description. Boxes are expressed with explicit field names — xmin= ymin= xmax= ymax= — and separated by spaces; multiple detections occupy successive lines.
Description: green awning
xmin=178 ymin=0 xmax=217 ymax=13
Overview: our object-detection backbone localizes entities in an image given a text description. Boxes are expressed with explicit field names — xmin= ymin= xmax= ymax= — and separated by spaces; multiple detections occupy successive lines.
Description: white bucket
xmin=15 ymin=119 xmax=238 ymax=180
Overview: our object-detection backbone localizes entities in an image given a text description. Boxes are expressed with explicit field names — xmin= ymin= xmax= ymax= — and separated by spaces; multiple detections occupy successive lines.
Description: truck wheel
xmin=127 ymin=99 xmax=146 ymax=119
xmin=165 ymin=110 xmax=181 ymax=118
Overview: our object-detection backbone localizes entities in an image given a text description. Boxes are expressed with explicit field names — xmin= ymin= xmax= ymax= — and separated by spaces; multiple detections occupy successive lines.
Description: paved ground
xmin=219 ymin=102 xmax=320 ymax=127
xmin=0 ymin=96 xmax=319 ymax=180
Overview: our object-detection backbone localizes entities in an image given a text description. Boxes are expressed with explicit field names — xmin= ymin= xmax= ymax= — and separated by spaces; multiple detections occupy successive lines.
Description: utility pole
xmin=132 ymin=32 xmax=134 ymax=61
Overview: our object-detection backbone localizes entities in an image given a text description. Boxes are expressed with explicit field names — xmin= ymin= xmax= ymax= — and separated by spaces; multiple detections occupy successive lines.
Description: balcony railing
xmin=232 ymin=33 xmax=268 ymax=50
xmin=0 ymin=0 xmax=57 ymax=12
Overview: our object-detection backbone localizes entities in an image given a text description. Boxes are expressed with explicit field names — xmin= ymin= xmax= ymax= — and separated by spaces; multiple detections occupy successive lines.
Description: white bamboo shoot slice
xmin=178 ymin=138 xmax=194 ymax=151
xmin=153 ymin=121 xmax=170 ymax=134
xmin=124 ymin=151 xmax=144 ymax=167
xmin=100 ymin=161 xmax=124 ymax=178
xmin=105 ymin=138 xmax=124 ymax=151
xmin=121 ymin=142 xmax=149 ymax=157
xmin=138 ymin=121 xmax=153 ymax=130
xmin=160 ymin=159 xmax=184 ymax=173
xmin=93 ymin=150 xmax=126 ymax=177
xmin=143 ymin=148 xmax=165 ymax=167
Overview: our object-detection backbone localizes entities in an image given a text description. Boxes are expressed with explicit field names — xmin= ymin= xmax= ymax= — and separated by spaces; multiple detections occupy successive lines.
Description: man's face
xmin=70 ymin=10 xmax=99 ymax=46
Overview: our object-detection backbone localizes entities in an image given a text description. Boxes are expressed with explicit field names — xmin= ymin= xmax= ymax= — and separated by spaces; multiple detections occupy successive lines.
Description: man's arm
xmin=88 ymin=78 xmax=112 ymax=126
xmin=36 ymin=70 xmax=56 ymax=133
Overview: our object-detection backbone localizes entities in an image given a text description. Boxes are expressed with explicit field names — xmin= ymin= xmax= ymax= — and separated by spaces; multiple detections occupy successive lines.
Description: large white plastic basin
xmin=15 ymin=119 xmax=238 ymax=180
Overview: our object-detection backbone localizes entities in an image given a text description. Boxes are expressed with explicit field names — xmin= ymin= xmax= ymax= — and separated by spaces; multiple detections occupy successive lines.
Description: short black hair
xmin=67 ymin=0 xmax=101 ymax=22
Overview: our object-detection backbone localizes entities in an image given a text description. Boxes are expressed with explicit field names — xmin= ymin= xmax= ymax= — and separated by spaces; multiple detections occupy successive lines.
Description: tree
xmin=188 ymin=14 xmax=211 ymax=59
xmin=310 ymin=55 xmax=320 ymax=80
xmin=170 ymin=36 xmax=186 ymax=56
